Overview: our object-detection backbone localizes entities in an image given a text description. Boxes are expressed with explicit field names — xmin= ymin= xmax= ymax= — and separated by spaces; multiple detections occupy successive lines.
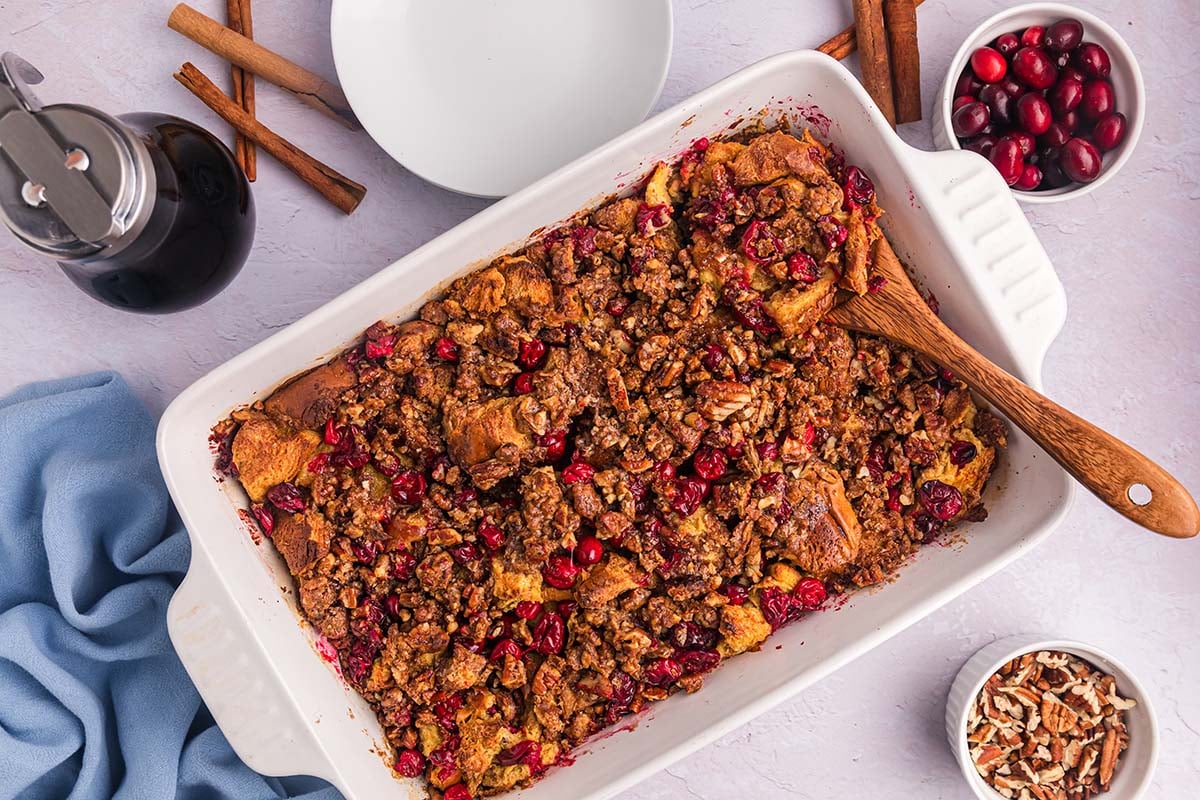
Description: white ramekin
xmin=932 ymin=3 xmax=1145 ymax=204
xmin=946 ymin=634 xmax=1159 ymax=800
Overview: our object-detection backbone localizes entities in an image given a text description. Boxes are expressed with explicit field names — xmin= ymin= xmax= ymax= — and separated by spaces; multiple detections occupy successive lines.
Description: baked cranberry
xmin=1092 ymin=112 xmax=1127 ymax=151
xmin=352 ymin=539 xmax=379 ymax=565
xmin=783 ymin=252 xmax=822 ymax=285
xmin=303 ymin=451 xmax=328 ymax=476
xmin=394 ymin=748 xmax=424 ymax=778
xmin=692 ymin=446 xmax=728 ymax=481
xmin=557 ymin=600 xmax=577 ymax=618
xmin=1080 ymin=79 xmax=1114 ymax=122
xmin=669 ymin=621 xmax=718 ymax=650
xmin=513 ymin=372 xmax=535 ymax=395
xmin=677 ymin=649 xmax=721 ymax=675
xmin=382 ymin=594 xmax=402 ymax=619
xmin=740 ymin=219 xmax=784 ymax=264
xmin=952 ymin=100 xmax=990 ymax=138
xmin=702 ymin=343 xmax=726 ymax=371
xmin=994 ymin=32 xmax=1020 ymax=56
xmin=575 ymin=534 xmax=604 ymax=566
xmin=759 ymin=586 xmax=799 ymax=629
xmin=365 ymin=334 xmax=395 ymax=360
xmin=542 ymin=552 xmax=580 ymax=589
xmin=864 ymin=441 xmax=887 ymax=483
xmin=949 ymin=440 xmax=978 ymax=466
xmin=571 ymin=225 xmax=598 ymax=256
xmin=962 ymin=134 xmax=998 ymax=158
xmin=250 ymin=503 xmax=275 ymax=536
xmin=1020 ymin=25 xmax=1045 ymax=47
xmin=989 ymin=137 xmax=1025 ymax=186
xmin=1012 ymin=47 xmax=1057 ymax=90
xmin=1014 ymin=164 xmax=1043 ymax=191
xmin=345 ymin=639 xmax=375 ymax=685
xmin=391 ymin=471 xmax=426 ymax=505
xmin=954 ymin=70 xmax=982 ymax=98
xmin=841 ymin=165 xmax=875 ymax=209
xmin=652 ymin=459 xmax=676 ymax=483
xmin=730 ymin=293 xmax=779 ymax=337
xmin=644 ymin=657 xmax=683 ymax=687
xmin=755 ymin=440 xmax=780 ymax=461
xmin=515 ymin=600 xmax=543 ymax=620
xmin=434 ymin=336 xmax=460 ymax=362
xmin=323 ymin=417 xmax=342 ymax=445
xmin=886 ymin=485 xmax=902 ymax=512
xmin=1040 ymin=121 xmax=1072 ymax=148
xmin=1048 ymin=77 xmax=1083 ymax=116
xmin=1061 ymin=137 xmax=1102 ymax=183
xmin=817 ymin=215 xmax=848 ymax=250
xmin=635 ymin=203 xmax=672 ymax=236
xmin=1043 ymin=18 xmax=1083 ymax=51
xmin=1006 ymin=131 xmax=1036 ymax=157
xmin=532 ymin=612 xmax=566 ymax=655
xmin=794 ymin=577 xmax=828 ymax=608
xmin=969 ymin=46 xmax=1007 ymax=83
xmin=266 ymin=482 xmax=306 ymax=513
xmin=978 ymin=85 xmax=1012 ymax=126
xmin=490 ymin=637 xmax=523 ymax=662
xmin=449 ymin=542 xmax=480 ymax=565
xmin=722 ymin=584 xmax=750 ymax=605
xmin=390 ymin=548 xmax=417 ymax=579
xmin=536 ymin=429 xmax=567 ymax=462
xmin=443 ymin=785 xmax=472 ymax=800
xmin=608 ymin=670 xmax=636 ymax=713
xmin=671 ymin=476 xmax=709 ymax=516
xmin=1073 ymin=42 xmax=1111 ymax=78
xmin=606 ymin=295 xmax=629 ymax=316
xmin=562 ymin=460 xmax=595 ymax=485
xmin=917 ymin=480 xmax=965 ymax=521
xmin=518 ymin=338 xmax=547 ymax=369
xmin=1015 ymin=93 xmax=1052 ymax=135
xmin=477 ymin=520 xmax=506 ymax=551
xmin=952 ymin=95 xmax=974 ymax=112
xmin=497 ymin=740 xmax=543 ymax=770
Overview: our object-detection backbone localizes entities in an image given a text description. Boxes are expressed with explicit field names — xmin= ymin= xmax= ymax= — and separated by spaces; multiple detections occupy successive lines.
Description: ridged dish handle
xmin=167 ymin=548 xmax=333 ymax=780
xmin=903 ymin=146 xmax=1068 ymax=385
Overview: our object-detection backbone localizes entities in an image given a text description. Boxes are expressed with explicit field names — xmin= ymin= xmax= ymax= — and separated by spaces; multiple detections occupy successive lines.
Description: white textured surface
xmin=1 ymin=1 xmax=1196 ymax=798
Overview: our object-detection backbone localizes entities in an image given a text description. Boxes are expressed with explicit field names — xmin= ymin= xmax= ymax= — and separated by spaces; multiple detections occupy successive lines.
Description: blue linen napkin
xmin=0 ymin=373 xmax=342 ymax=800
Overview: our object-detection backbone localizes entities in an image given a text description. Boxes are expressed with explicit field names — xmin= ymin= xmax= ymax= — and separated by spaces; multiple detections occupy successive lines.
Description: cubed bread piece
xmin=839 ymin=207 xmax=876 ymax=295
xmin=490 ymin=559 xmax=545 ymax=608
xmin=777 ymin=464 xmax=862 ymax=581
xmin=439 ymin=643 xmax=489 ymax=693
xmin=230 ymin=415 xmax=320 ymax=502
xmin=717 ymin=602 xmax=772 ymax=656
xmin=918 ymin=428 xmax=996 ymax=513
xmin=643 ymin=162 xmax=673 ymax=208
xmin=271 ymin=509 xmax=331 ymax=575
xmin=264 ymin=358 xmax=356 ymax=429
xmin=764 ymin=269 xmax=839 ymax=337
xmin=576 ymin=554 xmax=647 ymax=610
xmin=386 ymin=320 xmax=443 ymax=376
xmin=459 ymin=267 xmax=508 ymax=316
xmin=443 ymin=395 xmax=545 ymax=468
xmin=731 ymin=130 xmax=828 ymax=187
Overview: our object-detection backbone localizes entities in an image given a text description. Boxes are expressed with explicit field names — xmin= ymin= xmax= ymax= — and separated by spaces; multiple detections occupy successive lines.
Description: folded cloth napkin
xmin=0 ymin=373 xmax=341 ymax=800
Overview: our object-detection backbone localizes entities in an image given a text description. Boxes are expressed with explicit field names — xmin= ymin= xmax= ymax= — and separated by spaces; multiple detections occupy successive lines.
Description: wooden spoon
xmin=826 ymin=238 xmax=1200 ymax=539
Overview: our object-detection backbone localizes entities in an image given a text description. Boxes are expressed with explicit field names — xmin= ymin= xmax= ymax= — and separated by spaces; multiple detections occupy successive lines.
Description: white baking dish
xmin=159 ymin=51 xmax=1074 ymax=800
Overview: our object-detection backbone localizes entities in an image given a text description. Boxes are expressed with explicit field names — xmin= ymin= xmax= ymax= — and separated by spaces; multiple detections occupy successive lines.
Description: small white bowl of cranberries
xmin=934 ymin=3 xmax=1144 ymax=203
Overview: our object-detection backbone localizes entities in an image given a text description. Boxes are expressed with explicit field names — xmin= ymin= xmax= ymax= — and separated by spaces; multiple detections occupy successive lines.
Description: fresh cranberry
xmin=841 ymin=165 xmax=875 ymax=209
xmin=954 ymin=71 xmax=982 ymax=98
xmin=969 ymin=46 xmax=1007 ymax=84
xmin=1000 ymin=77 xmax=1025 ymax=98
xmin=1079 ymin=80 xmax=1114 ymax=122
xmin=786 ymin=251 xmax=822 ymax=283
xmin=1019 ymin=26 xmax=1045 ymax=48
xmin=443 ymin=785 xmax=472 ymax=800
xmin=536 ymin=429 xmax=567 ymax=462
xmin=978 ymin=85 xmax=1012 ymax=126
xmin=952 ymin=95 xmax=974 ymax=112
xmin=755 ymin=440 xmax=780 ymax=461
xmin=390 ymin=549 xmax=416 ymax=579
xmin=1041 ymin=17 xmax=1082 ymax=51
xmin=394 ymin=748 xmax=424 ymax=778
xmin=606 ymin=295 xmax=630 ymax=316
xmin=794 ymin=577 xmax=828 ymax=608
xmin=1015 ymin=93 xmax=1052 ymax=135
xmin=1014 ymin=164 xmax=1043 ymax=190
xmin=542 ymin=552 xmax=580 ymax=589
xmin=450 ymin=542 xmax=480 ymax=565
xmin=643 ymin=657 xmax=683 ymax=687
xmin=323 ymin=417 xmax=342 ymax=445
xmin=490 ymin=637 xmax=523 ymax=661
xmin=740 ymin=219 xmax=784 ymax=264
xmin=1048 ymin=78 xmax=1083 ymax=116
xmin=1040 ymin=122 xmax=1071 ymax=148
xmin=759 ymin=586 xmax=799 ymax=629
xmin=1006 ymin=131 xmax=1036 ymax=157
xmin=994 ymin=32 xmax=1020 ymax=56
xmin=250 ymin=503 xmax=275 ymax=536
xmin=266 ymin=482 xmax=306 ymax=513
xmin=1092 ymin=112 xmax=1127 ymax=151
xmin=391 ymin=471 xmax=426 ymax=505
xmin=692 ymin=446 xmax=728 ymax=481
xmin=1061 ymin=137 xmax=1102 ymax=183
xmin=434 ymin=337 xmax=460 ymax=362
xmin=1012 ymin=47 xmax=1057 ymax=90
xmin=635 ymin=203 xmax=672 ymax=237
xmin=571 ymin=225 xmax=598 ymax=256
xmin=513 ymin=372 xmax=535 ymax=395
xmin=518 ymin=338 xmax=547 ymax=370
xmin=575 ymin=535 xmax=604 ymax=566
xmin=1058 ymin=65 xmax=1087 ymax=86
xmin=917 ymin=480 xmax=965 ymax=521
xmin=671 ymin=476 xmax=709 ymax=517
xmin=989 ymin=137 xmax=1024 ymax=186
xmin=722 ymin=584 xmax=750 ymax=605
xmin=477 ymin=520 xmax=506 ymax=551
xmin=702 ymin=343 xmax=726 ymax=371
xmin=817 ymin=215 xmax=848 ymax=249
xmin=1059 ymin=109 xmax=1081 ymax=133
xmin=677 ymin=649 xmax=721 ymax=675
xmin=365 ymin=334 xmax=395 ymax=360
xmin=532 ymin=612 xmax=565 ymax=655
xmin=562 ymin=460 xmax=595 ymax=485
xmin=962 ymin=134 xmax=998 ymax=158
xmin=952 ymin=101 xmax=991 ymax=139
xmin=1073 ymin=42 xmax=1111 ymax=78
xmin=1040 ymin=150 xmax=1072 ymax=188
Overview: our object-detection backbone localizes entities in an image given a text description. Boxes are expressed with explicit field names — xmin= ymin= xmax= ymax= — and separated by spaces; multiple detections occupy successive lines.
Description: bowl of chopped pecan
xmin=947 ymin=635 xmax=1158 ymax=800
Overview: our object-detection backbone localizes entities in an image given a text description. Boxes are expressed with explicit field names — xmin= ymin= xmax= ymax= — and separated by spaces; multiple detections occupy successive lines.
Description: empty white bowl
xmin=932 ymin=3 xmax=1145 ymax=204
xmin=946 ymin=634 xmax=1158 ymax=800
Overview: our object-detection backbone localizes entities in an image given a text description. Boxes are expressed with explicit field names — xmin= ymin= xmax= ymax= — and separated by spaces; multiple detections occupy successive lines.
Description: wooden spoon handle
xmin=907 ymin=317 xmax=1198 ymax=538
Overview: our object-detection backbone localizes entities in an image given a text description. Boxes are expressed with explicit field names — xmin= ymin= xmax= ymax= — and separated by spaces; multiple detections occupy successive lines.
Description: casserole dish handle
xmin=167 ymin=547 xmax=335 ymax=781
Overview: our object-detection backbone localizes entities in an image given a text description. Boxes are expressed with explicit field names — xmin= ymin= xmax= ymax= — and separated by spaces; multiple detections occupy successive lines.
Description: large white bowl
xmin=932 ymin=3 xmax=1145 ymax=204
xmin=160 ymin=51 xmax=1073 ymax=800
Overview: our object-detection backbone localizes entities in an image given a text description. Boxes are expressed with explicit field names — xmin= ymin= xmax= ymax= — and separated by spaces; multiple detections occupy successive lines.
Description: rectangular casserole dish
xmin=159 ymin=51 xmax=1074 ymax=800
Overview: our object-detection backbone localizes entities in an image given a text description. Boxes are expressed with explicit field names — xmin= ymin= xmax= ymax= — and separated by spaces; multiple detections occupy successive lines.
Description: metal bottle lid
xmin=0 ymin=53 xmax=153 ymax=260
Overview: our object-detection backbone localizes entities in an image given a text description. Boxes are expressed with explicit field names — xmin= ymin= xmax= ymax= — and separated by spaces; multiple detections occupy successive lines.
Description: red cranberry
xmin=978 ymin=84 xmax=1013 ymax=126
xmin=994 ymin=32 xmax=1020 ymax=56
xmin=444 ymin=786 xmax=472 ymax=800
xmin=1012 ymin=47 xmax=1057 ymax=90
xmin=671 ymin=476 xmax=709 ymax=516
xmin=1014 ymin=164 xmax=1043 ymax=191
xmin=575 ymin=535 xmax=603 ymax=566
xmin=643 ymin=657 xmax=683 ymax=687
xmin=395 ymin=748 xmax=424 ymax=778
xmin=1058 ymin=65 xmax=1086 ymax=85
xmin=532 ymin=612 xmax=566 ymax=654
xmin=562 ymin=460 xmax=595 ymax=485
xmin=365 ymin=334 xmax=396 ymax=360
xmin=917 ymin=480 xmax=964 ymax=521
xmin=1000 ymin=77 xmax=1025 ymax=97
xmin=635 ymin=203 xmax=672 ymax=236
xmin=740 ymin=219 xmax=783 ymax=264
xmin=497 ymin=740 xmax=543 ymax=771
xmin=606 ymin=295 xmax=629 ymax=316
xmin=390 ymin=549 xmax=417 ymax=579
xmin=951 ymin=101 xmax=991 ymax=138
xmin=841 ymin=166 xmax=875 ymax=209
xmin=1080 ymin=80 xmax=1115 ymax=122
xmin=1016 ymin=93 xmax=1052 ymax=135
xmin=755 ymin=440 xmax=780 ymax=461
xmin=1049 ymin=77 xmax=1083 ymax=116
xmin=962 ymin=134 xmax=998 ymax=158
xmin=1040 ymin=150 xmax=1072 ymax=188
xmin=1092 ymin=112 xmax=1127 ymax=151
xmin=786 ymin=252 xmax=822 ymax=283
xmin=1019 ymin=25 xmax=1045 ymax=48
xmin=722 ymin=584 xmax=749 ymax=605
xmin=536 ymin=429 xmax=567 ymax=462
xmin=449 ymin=542 xmax=480 ymax=565
xmin=266 ymin=482 xmax=306 ymax=513
xmin=1043 ymin=18 xmax=1084 ymax=52
xmin=653 ymin=459 xmax=676 ymax=483
xmin=490 ymin=638 xmax=523 ymax=661
xmin=542 ymin=552 xmax=580 ymax=589
xmin=515 ymin=600 xmax=543 ymax=620
xmin=571 ymin=225 xmax=598 ymax=256
xmin=1061 ymin=137 xmax=1102 ymax=183
xmin=1073 ymin=42 xmax=1111 ymax=78
xmin=949 ymin=440 xmax=978 ymax=466
xmin=323 ymin=417 xmax=342 ymax=445
xmin=954 ymin=71 xmax=982 ymax=98
xmin=513 ymin=372 xmax=535 ymax=395
xmin=1006 ymin=131 xmax=1036 ymax=157
xmin=434 ymin=337 xmax=460 ymax=362
xmin=352 ymin=539 xmax=379 ymax=564
xmin=677 ymin=649 xmax=721 ymax=675
xmin=794 ymin=577 xmax=828 ymax=608
xmin=952 ymin=95 xmax=974 ymax=112
xmin=518 ymin=338 xmax=547 ymax=369
xmin=692 ymin=446 xmax=728 ymax=481
xmin=1059 ymin=109 xmax=1081 ymax=133
xmin=477 ymin=520 xmax=506 ymax=551
xmin=251 ymin=503 xmax=274 ymax=535
xmin=969 ymin=46 xmax=1007 ymax=84
xmin=989 ymin=137 xmax=1025 ymax=186
xmin=557 ymin=600 xmax=577 ymax=618
xmin=669 ymin=621 xmax=718 ymax=650
xmin=391 ymin=471 xmax=426 ymax=505
xmin=702 ymin=343 xmax=726 ymax=371
xmin=759 ymin=586 xmax=799 ymax=629
xmin=817 ymin=215 xmax=848 ymax=249
xmin=1040 ymin=122 xmax=1071 ymax=148
xmin=383 ymin=594 xmax=402 ymax=619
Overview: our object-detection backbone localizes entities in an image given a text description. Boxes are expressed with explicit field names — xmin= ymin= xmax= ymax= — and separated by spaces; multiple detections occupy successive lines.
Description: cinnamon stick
xmin=168 ymin=3 xmax=360 ymax=131
xmin=883 ymin=0 xmax=922 ymax=123
xmin=850 ymin=0 xmax=896 ymax=127
xmin=817 ymin=0 xmax=925 ymax=61
xmin=174 ymin=63 xmax=366 ymax=214
xmin=226 ymin=0 xmax=256 ymax=180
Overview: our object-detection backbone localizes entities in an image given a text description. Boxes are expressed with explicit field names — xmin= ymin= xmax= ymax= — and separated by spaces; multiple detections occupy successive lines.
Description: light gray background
xmin=2 ymin=1 xmax=1196 ymax=797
